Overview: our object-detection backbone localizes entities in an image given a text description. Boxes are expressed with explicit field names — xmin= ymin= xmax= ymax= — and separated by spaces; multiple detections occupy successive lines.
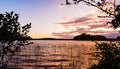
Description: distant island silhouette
xmin=73 ymin=33 xmax=120 ymax=41
xmin=73 ymin=33 xmax=106 ymax=40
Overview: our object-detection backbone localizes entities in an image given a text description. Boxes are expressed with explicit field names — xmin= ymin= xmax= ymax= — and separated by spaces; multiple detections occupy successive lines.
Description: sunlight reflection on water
xmin=9 ymin=40 xmax=95 ymax=69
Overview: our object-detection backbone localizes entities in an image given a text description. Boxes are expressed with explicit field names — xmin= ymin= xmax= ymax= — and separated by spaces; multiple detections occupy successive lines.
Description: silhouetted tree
xmin=0 ymin=11 xmax=31 ymax=68
xmin=64 ymin=0 xmax=120 ymax=69
xmin=73 ymin=33 xmax=106 ymax=40
xmin=91 ymin=41 xmax=120 ymax=69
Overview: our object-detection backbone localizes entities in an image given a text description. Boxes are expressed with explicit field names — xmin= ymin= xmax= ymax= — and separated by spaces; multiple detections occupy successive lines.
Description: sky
xmin=0 ymin=0 xmax=120 ymax=39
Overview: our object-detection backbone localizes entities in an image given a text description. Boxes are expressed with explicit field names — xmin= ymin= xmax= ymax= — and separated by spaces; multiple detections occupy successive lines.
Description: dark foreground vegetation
xmin=0 ymin=11 xmax=31 ymax=68
xmin=91 ymin=41 xmax=120 ymax=69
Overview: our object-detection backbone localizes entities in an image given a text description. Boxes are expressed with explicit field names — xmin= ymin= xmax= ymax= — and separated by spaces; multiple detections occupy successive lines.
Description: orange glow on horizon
xmin=28 ymin=33 xmax=59 ymax=39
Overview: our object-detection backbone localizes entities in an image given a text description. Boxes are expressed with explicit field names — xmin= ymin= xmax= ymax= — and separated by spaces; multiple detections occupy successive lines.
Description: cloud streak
xmin=52 ymin=14 xmax=119 ymax=38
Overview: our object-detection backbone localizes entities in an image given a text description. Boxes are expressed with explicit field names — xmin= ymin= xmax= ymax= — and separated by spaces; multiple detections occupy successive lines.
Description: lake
xmin=9 ymin=40 xmax=96 ymax=69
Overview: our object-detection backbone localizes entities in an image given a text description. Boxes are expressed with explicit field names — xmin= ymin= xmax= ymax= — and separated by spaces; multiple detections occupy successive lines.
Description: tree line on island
xmin=73 ymin=33 xmax=120 ymax=40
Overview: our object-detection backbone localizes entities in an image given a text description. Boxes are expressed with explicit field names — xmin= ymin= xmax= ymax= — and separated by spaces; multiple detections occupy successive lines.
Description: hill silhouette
xmin=73 ymin=33 xmax=107 ymax=40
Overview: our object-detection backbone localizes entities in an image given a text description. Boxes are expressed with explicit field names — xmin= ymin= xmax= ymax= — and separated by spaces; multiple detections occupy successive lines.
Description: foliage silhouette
xmin=73 ymin=33 xmax=106 ymax=40
xmin=0 ymin=11 xmax=31 ymax=68
xmin=91 ymin=41 xmax=120 ymax=69
xmin=64 ymin=0 xmax=120 ymax=69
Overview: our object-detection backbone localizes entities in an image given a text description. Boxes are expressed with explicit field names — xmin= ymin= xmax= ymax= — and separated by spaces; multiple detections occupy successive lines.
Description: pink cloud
xmin=53 ymin=14 xmax=118 ymax=38
xmin=89 ymin=24 xmax=106 ymax=29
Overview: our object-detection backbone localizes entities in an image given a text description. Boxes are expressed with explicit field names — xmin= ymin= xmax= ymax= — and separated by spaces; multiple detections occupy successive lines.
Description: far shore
xmin=31 ymin=38 xmax=120 ymax=41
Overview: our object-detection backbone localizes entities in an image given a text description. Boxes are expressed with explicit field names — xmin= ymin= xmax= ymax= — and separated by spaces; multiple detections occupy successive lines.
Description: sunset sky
xmin=0 ymin=0 xmax=120 ymax=39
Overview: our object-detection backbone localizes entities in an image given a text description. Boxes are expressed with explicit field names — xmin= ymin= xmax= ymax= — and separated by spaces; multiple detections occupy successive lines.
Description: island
xmin=73 ymin=33 xmax=107 ymax=40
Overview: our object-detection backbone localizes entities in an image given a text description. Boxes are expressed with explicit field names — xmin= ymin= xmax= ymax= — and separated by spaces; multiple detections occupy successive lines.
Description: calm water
xmin=9 ymin=40 xmax=95 ymax=69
